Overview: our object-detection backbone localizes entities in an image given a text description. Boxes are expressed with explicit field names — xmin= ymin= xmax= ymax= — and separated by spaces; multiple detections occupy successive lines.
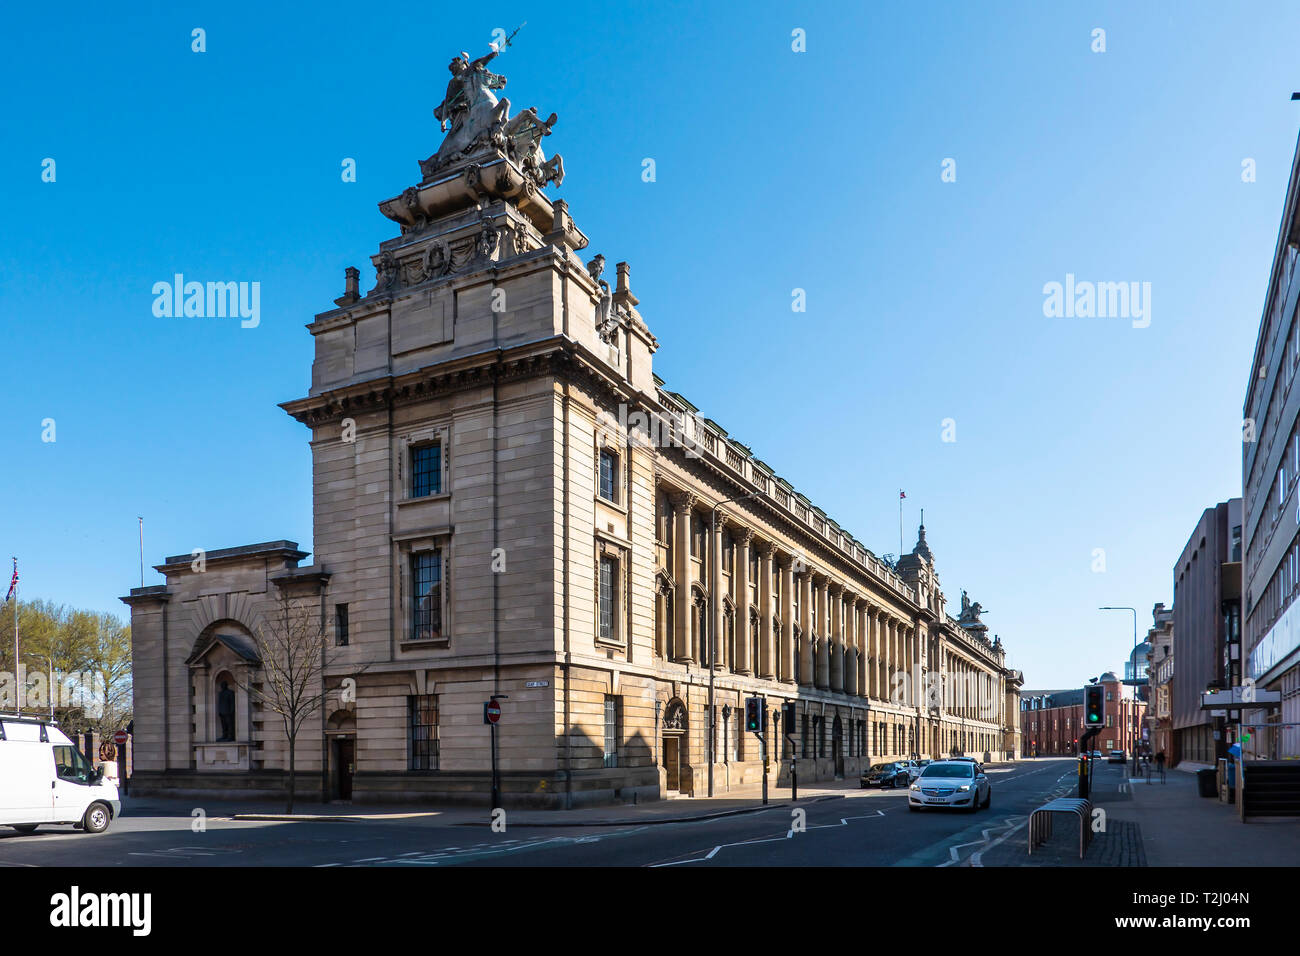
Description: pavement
xmin=975 ymin=759 xmax=1300 ymax=867
xmin=125 ymin=777 xmax=864 ymax=828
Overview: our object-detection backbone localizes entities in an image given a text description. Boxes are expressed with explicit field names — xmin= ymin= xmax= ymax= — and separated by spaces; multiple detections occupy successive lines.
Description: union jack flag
xmin=4 ymin=559 xmax=15 ymax=603
xmin=899 ymin=490 xmax=906 ymax=499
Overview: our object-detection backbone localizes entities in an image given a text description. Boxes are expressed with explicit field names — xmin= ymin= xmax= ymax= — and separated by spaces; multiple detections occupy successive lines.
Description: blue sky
xmin=1 ymin=1 xmax=1294 ymax=686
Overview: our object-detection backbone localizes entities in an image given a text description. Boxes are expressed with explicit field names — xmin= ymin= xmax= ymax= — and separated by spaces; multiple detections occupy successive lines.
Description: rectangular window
xmin=603 ymin=695 xmax=619 ymax=768
xmin=801 ymin=715 xmax=809 ymax=755
xmin=598 ymin=449 xmax=618 ymax=503
xmin=409 ymin=694 xmax=439 ymax=770
xmin=335 ymin=603 xmax=349 ymax=647
xmin=411 ymin=551 xmax=443 ymax=641
xmin=599 ymin=555 xmax=618 ymax=640
xmin=411 ymin=443 xmax=442 ymax=498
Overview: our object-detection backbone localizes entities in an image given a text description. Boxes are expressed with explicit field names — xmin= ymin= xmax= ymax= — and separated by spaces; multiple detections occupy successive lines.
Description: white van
xmin=0 ymin=716 xmax=121 ymax=834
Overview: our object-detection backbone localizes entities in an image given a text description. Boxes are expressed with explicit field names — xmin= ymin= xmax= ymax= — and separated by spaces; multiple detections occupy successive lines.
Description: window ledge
xmin=400 ymin=493 xmax=451 ymax=506
xmin=595 ymin=494 xmax=628 ymax=515
xmin=400 ymin=639 xmax=449 ymax=652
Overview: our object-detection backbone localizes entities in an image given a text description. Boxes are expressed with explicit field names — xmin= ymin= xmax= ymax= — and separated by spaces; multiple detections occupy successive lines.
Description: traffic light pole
xmin=1078 ymin=727 xmax=1100 ymax=798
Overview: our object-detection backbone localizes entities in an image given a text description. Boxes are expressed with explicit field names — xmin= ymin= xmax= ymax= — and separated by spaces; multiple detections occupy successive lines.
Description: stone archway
xmin=662 ymin=698 xmax=689 ymax=795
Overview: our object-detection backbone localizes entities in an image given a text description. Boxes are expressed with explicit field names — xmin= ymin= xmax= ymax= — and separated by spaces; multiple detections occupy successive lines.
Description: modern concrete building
xmin=1242 ymin=125 xmax=1300 ymax=761
xmin=121 ymin=55 xmax=1021 ymax=807
xmin=1171 ymin=500 xmax=1242 ymax=765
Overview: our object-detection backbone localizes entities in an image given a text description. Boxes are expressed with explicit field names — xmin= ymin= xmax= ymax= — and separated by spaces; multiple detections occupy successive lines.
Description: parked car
xmin=909 ymin=760 xmax=991 ymax=812
xmin=1089 ymin=750 xmax=1103 ymax=759
xmin=907 ymin=758 xmax=933 ymax=780
xmin=0 ymin=716 xmax=120 ymax=835
xmin=1107 ymin=750 xmax=1127 ymax=764
xmin=946 ymin=755 xmax=984 ymax=772
xmin=861 ymin=761 xmax=912 ymax=789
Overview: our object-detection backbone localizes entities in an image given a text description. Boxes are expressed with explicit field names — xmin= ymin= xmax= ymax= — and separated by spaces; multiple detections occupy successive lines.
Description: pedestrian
xmin=1155 ymin=750 xmax=1165 ymax=769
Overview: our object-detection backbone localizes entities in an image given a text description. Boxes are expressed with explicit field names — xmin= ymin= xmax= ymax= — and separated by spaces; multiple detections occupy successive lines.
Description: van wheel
xmin=82 ymin=803 xmax=111 ymax=835
xmin=10 ymin=824 xmax=39 ymax=834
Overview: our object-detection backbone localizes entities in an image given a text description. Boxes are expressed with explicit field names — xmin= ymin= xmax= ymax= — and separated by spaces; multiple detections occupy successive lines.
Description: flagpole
xmin=12 ymin=557 xmax=19 ymax=718
xmin=899 ymin=493 xmax=904 ymax=558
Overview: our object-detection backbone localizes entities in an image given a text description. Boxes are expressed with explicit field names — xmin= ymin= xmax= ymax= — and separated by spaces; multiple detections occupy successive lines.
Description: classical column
xmin=758 ymin=543 xmax=775 ymax=679
xmin=779 ymin=554 xmax=795 ymax=683
xmin=815 ymin=577 xmax=831 ymax=690
xmin=844 ymin=595 xmax=858 ymax=697
xmin=798 ymin=569 xmax=814 ymax=687
xmin=735 ymin=528 xmax=753 ymax=674
xmin=671 ymin=491 xmax=696 ymax=662
xmin=710 ymin=514 xmax=726 ymax=670
xmin=828 ymin=584 xmax=844 ymax=693
xmin=868 ymin=608 xmax=879 ymax=700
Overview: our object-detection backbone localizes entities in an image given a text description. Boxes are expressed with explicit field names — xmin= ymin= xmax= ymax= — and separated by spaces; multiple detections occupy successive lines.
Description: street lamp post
xmin=708 ymin=490 xmax=763 ymax=798
xmin=1099 ymin=606 xmax=1140 ymax=777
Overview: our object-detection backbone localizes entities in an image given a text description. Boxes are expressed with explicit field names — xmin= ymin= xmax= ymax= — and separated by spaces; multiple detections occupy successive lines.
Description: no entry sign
xmin=484 ymin=700 xmax=501 ymax=724
xmin=112 ymin=730 xmax=129 ymax=746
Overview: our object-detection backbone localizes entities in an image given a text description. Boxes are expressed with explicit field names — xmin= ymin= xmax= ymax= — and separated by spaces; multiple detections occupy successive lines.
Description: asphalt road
xmin=0 ymin=759 xmax=1080 ymax=867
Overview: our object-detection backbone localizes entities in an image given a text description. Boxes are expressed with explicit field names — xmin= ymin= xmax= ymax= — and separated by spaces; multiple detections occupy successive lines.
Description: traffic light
xmin=745 ymin=696 xmax=763 ymax=732
xmin=782 ymin=700 xmax=796 ymax=735
xmin=1085 ymin=684 xmax=1104 ymax=726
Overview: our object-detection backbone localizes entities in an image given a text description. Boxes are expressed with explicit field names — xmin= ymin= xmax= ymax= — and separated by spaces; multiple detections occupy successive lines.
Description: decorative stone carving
xmin=475 ymin=220 xmax=501 ymax=262
xmin=421 ymin=240 xmax=450 ymax=281
xmin=368 ymin=252 xmax=398 ymax=296
xmin=663 ymin=699 xmax=687 ymax=730
xmin=423 ymin=44 xmax=565 ymax=189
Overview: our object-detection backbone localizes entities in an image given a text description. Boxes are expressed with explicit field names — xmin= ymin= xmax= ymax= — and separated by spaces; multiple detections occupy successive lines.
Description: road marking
xmin=654 ymin=809 xmax=886 ymax=866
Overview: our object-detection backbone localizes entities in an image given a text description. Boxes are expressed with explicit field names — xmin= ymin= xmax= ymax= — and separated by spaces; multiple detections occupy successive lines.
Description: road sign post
xmin=484 ymin=696 xmax=506 ymax=811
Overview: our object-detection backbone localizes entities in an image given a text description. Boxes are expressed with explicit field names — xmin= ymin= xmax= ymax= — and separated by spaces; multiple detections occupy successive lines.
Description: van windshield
xmin=52 ymin=744 xmax=96 ymax=784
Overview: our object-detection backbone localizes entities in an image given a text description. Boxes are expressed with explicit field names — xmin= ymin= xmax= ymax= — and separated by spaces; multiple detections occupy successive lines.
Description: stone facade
xmin=122 ymin=57 xmax=1021 ymax=807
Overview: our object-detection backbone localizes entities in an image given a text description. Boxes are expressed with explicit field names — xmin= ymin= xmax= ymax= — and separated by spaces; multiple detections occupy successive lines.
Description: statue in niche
xmin=217 ymin=680 xmax=236 ymax=741
xmin=587 ymin=254 xmax=619 ymax=343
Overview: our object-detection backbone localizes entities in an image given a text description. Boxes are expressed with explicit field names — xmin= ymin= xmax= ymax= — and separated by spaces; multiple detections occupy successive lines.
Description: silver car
xmin=908 ymin=760 xmax=991 ymax=812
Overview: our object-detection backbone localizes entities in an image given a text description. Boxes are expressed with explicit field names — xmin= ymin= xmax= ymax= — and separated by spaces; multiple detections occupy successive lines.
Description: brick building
xmin=1020 ymin=673 xmax=1146 ymax=757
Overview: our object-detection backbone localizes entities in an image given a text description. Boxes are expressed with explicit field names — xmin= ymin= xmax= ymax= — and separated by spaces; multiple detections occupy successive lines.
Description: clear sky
xmin=2 ymin=1 xmax=1295 ymax=687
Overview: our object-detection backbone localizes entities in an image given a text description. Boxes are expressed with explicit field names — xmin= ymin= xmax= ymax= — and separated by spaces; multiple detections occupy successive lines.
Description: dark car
xmin=861 ymin=761 xmax=911 ymax=789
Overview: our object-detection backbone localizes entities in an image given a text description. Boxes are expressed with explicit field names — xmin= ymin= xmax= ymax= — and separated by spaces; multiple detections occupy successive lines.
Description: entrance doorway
xmin=332 ymin=737 xmax=355 ymax=801
xmin=664 ymin=736 xmax=681 ymax=792
xmin=661 ymin=697 xmax=688 ymax=796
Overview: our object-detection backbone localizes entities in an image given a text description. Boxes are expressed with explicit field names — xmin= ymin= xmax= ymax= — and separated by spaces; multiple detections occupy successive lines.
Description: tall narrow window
xmin=411 ymin=442 xmax=442 ymax=497
xmin=409 ymin=694 xmax=439 ymax=770
xmin=603 ymin=695 xmax=619 ymax=768
xmin=335 ymin=603 xmax=349 ymax=647
xmin=598 ymin=449 xmax=618 ymax=502
xmin=599 ymin=555 xmax=618 ymax=641
xmin=411 ymin=551 xmax=442 ymax=641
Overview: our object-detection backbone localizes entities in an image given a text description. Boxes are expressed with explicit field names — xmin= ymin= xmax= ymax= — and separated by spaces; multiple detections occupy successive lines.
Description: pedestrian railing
xmin=1028 ymin=797 xmax=1093 ymax=859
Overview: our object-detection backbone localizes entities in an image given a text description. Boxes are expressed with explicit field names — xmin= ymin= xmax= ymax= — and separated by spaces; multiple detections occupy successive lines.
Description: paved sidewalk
xmin=121 ymin=776 xmax=862 ymax=828
xmin=977 ymin=760 xmax=1300 ymax=866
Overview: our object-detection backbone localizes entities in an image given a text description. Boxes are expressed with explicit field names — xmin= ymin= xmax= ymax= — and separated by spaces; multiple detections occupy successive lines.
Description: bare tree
xmin=239 ymin=590 xmax=346 ymax=813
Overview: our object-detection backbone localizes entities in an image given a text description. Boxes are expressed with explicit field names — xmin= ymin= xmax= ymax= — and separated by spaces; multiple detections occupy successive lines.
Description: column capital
xmin=827 ymin=581 xmax=843 ymax=597
xmin=735 ymin=527 xmax=755 ymax=546
xmin=756 ymin=539 xmax=777 ymax=559
xmin=670 ymin=490 xmax=697 ymax=510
